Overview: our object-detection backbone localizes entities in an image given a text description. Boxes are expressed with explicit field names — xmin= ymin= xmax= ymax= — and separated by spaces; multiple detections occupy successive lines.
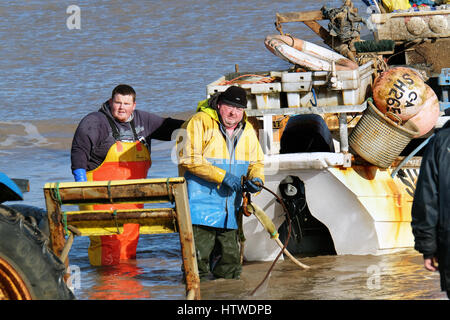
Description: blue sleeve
xmin=72 ymin=168 xmax=87 ymax=182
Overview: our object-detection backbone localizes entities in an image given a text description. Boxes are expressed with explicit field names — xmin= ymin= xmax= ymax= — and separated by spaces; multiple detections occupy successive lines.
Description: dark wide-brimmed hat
xmin=218 ymin=86 xmax=247 ymax=108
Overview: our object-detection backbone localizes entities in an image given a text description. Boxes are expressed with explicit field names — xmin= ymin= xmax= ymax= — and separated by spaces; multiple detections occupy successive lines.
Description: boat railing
xmin=246 ymin=101 xmax=367 ymax=167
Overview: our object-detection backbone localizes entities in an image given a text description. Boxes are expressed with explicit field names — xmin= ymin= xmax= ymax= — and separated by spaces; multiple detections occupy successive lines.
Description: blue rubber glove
xmin=73 ymin=168 xmax=87 ymax=182
xmin=221 ymin=172 xmax=242 ymax=192
xmin=244 ymin=177 xmax=263 ymax=193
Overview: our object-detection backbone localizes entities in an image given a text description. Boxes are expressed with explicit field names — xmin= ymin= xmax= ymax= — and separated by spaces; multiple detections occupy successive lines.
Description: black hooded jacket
xmin=411 ymin=120 xmax=450 ymax=291
xmin=71 ymin=101 xmax=184 ymax=172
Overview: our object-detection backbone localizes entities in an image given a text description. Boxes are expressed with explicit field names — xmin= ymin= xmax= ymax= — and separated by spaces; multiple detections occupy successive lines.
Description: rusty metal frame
xmin=43 ymin=177 xmax=200 ymax=300
xmin=275 ymin=10 xmax=333 ymax=44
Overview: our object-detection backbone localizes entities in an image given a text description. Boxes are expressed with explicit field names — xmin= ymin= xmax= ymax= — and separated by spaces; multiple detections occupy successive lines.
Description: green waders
xmin=192 ymin=225 xmax=242 ymax=280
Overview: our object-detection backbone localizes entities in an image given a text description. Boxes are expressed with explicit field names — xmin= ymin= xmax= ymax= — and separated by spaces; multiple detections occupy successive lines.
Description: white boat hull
xmin=242 ymin=153 xmax=417 ymax=261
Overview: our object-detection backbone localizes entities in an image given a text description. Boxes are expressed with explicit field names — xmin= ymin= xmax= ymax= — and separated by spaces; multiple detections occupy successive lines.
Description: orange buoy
xmin=372 ymin=67 xmax=428 ymax=121
xmin=405 ymin=85 xmax=440 ymax=138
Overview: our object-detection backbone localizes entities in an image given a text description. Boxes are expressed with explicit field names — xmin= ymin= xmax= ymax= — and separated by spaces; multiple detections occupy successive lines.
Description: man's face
xmin=110 ymin=94 xmax=136 ymax=122
xmin=217 ymin=103 xmax=244 ymax=129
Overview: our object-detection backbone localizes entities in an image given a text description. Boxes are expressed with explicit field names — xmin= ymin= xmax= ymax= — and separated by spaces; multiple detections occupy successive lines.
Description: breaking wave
xmin=0 ymin=120 xmax=76 ymax=150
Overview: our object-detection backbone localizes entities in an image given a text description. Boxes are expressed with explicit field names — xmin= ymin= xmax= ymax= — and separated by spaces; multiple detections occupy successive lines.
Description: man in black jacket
xmin=70 ymin=84 xmax=184 ymax=265
xmin=411 ymin=120 xmax=450 ymax=299
xmin=71 ymin=84 xmax=184 ymax=179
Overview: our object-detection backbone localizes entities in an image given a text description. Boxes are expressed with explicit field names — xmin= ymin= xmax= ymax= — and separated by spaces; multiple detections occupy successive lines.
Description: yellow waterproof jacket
xmin=177 ymin=99 xmax=264 ymax=229
xmin=381 ymin=0 xmax=411 ymax=12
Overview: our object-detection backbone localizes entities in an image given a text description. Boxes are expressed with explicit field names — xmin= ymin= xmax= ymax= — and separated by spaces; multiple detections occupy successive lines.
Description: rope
xmin=249 ymin=183 xmax=294 ymax=297
xmin=321 ymin=3 xmax=363 ymax=43
xmin=218 ymin=74 xmax=276 ymax=86
xmin=53 ymin=182 xmax=62 ymax=204
xmin=356 ymin=53 xmax=387 ymax=75
xmin=62 ymin=211 xmax=69 ymax=237
xmin=309 ymin=88 xmax=317 ymax=107
xmin=112 ymin=210 xmax=120 ymax=234
xmin=52 ymin=182 xmax=69 ymax=237
xmin=113 ymin=210 xmax=120 ymax=234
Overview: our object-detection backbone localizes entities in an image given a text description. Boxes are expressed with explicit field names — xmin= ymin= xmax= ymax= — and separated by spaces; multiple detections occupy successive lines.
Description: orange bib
xmin=86 ymin=140 xmax=151 ymax=266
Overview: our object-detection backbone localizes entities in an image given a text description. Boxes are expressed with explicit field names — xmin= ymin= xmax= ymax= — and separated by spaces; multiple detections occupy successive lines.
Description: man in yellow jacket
xmin=177 ymin=86 xmax=264 ymax=280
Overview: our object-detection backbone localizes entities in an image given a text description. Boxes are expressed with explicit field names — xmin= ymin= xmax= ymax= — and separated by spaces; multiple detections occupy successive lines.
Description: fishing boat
xmin=206 ymin=0 xmax=450 ymax=261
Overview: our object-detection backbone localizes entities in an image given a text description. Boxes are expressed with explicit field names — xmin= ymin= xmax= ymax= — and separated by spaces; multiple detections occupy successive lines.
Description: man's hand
xmin=222 ymin=172 xmax=242 ymax=192
xmin=244 ymin=177 xmax=263 ymax=193
xmin=424 ymin=257 xmax=438 ymax=272
xmin=73 ymin=168 xmax=87 ymax=182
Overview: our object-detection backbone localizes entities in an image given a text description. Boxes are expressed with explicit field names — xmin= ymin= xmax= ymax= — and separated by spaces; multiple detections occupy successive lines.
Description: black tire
xmin=0 ymin=204 xmax=75 ymax=300
xmin=8 ymin=204 xmax=50 ymax=238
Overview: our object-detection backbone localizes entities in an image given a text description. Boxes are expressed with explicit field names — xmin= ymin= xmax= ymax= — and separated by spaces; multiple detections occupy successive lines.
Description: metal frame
xmin=246 ymin=102 xmax=367 ymax=166
xmin=43 ymin=177 xmax=200 ymax=300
